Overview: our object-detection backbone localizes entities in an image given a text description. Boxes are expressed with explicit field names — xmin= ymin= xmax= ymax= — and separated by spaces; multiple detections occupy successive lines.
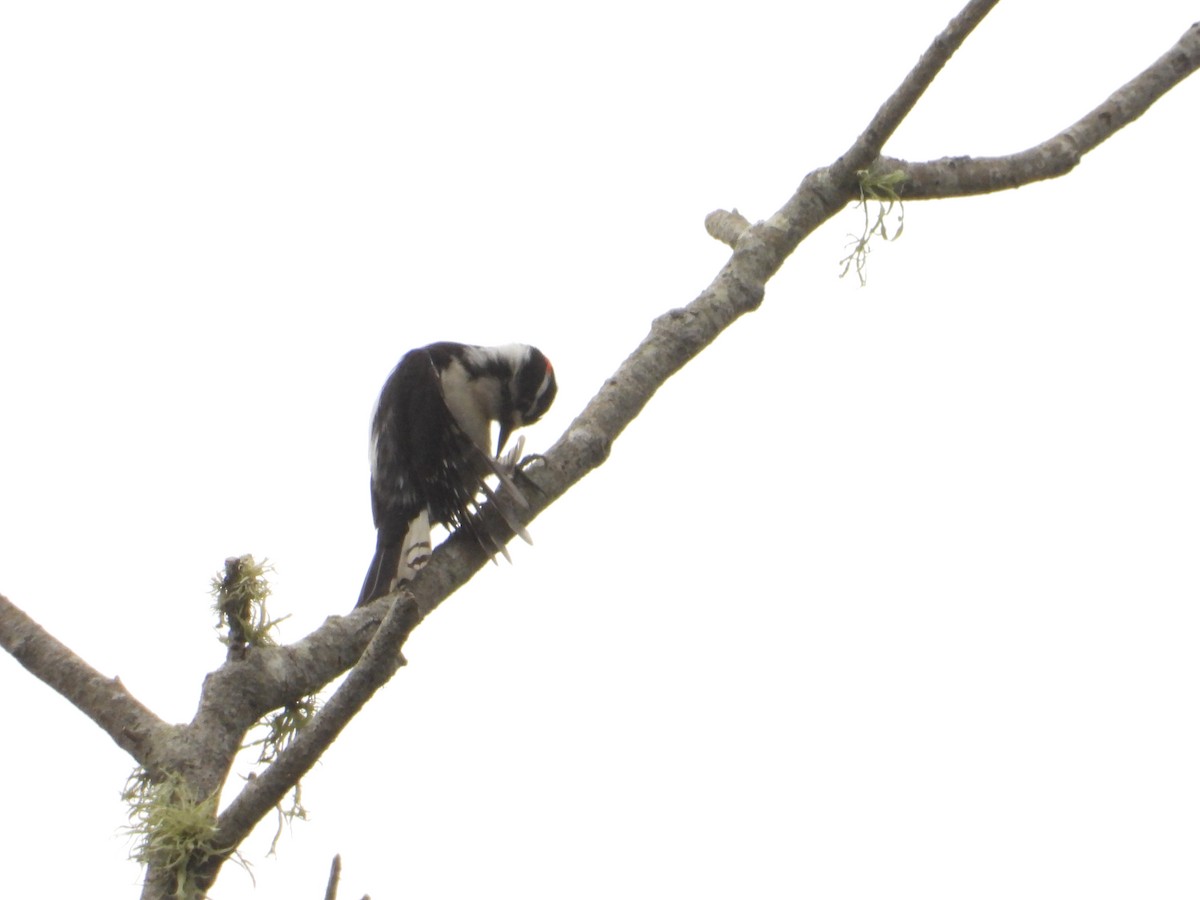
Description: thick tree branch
xmin=0 ymin=592 xmax=168 ymax=769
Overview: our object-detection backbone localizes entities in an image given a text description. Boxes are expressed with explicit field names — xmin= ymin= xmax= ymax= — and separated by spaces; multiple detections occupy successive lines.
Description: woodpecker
xmin=357 ymin=341 xmax=557 ymax=606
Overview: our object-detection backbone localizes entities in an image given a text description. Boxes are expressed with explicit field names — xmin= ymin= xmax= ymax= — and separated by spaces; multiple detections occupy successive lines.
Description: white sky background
xmin=2 ymin=2 xmax=1198 ymax=897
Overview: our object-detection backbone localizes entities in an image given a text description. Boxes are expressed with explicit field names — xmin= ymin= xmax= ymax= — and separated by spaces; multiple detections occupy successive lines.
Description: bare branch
xmin=0 ymin=592 xmax=168 ymax=768
xmin=838 ymin=0 xmax=1002 ymax=175
xmin=478 ymin=4 xmax=1011 ymax=499
xmin=708 ymin=21 xmax=1199 ymax=252
xmin=878 ymin=21 xmax=1200 ymax=199
xmin=325 ymin=855 xmax=341 ymax=900
xmin=708 ymin=1 xmax=1005 ymax=287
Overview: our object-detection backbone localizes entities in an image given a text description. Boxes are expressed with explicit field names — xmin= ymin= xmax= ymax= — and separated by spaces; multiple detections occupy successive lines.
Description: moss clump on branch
xmin=209 ymin=555 xmax=317 ymax=855
xmin=123 ymin=769 xmax=237 ymax=898
xmin=211 ymin=554 xmax=286 ymax=649
xmin=840 ymin=166 xmax=907 ymax=285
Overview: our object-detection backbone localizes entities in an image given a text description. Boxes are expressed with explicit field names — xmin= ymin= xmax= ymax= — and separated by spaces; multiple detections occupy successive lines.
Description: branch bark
xmin=0 ymin=592 xmax=168 ymax=769
xmin=705 ymin=20 xmax=1200 ymax=243
xmin=839 ymin=0 xmax=1003 ymax=176
xmin=192 ymin=594 xmax=419 ymax=892
xmin=324 ymin=855 xmax=341 ymax=900
xmin=885 ymin=20 xmax=1200 ymax=200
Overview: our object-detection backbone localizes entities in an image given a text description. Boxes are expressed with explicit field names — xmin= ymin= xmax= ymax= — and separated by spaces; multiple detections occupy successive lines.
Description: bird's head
xmin=496 ymin=345 xmax=557 ymax=455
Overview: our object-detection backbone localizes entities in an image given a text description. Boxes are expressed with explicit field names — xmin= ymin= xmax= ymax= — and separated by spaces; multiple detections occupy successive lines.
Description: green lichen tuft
xmin=211 ymin=555 xmax=287 ymax=648
xmin=247 ymin=697 xmax=318 ymax=766
xmin=839 ymin=166 xmax=907 ymax=286
xmin=244 ymin=696 xmax=318 ymax=854
xmin=122 ymin=769 xmax=230 ymax=898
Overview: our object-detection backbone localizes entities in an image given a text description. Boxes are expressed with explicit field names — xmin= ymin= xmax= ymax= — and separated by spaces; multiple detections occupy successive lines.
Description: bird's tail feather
xmin=358 ymin=439 xmax=535 ymax=606
xmin=356 ymin=509 xmax=432 ymax=606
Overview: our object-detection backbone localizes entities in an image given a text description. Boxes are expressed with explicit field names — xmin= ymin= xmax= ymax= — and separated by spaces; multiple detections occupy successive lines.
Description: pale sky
xmin=3 ymin=2 xmax=1199 ymax=898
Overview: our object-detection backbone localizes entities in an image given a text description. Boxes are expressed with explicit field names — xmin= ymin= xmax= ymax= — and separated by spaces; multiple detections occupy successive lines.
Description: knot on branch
xmin=705 ymin=208 xmax=751 ymax=248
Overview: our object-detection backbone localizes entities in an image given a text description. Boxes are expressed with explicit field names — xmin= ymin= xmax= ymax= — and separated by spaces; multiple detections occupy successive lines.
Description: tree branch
xmin=0 ymin=592 xmax=168 ymax=769
xmin=882 ymin=21 xmax=1200 ymax=200
xmin=706 ymin=20 xmax=1200 ymax=246
xmin=838 ymin=0 xmax=1002 ymax=176
xmin=190 ymin=593 xmax=420 ymax=891
xmin=703 ymin=1 xmax=1004 ymax=288
xmin=324 ymin=855 xmax=341 ymax=900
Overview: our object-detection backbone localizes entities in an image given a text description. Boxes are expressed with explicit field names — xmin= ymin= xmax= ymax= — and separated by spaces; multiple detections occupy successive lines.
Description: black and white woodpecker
xmin=357 ymin=342 xmax=557 ymax=606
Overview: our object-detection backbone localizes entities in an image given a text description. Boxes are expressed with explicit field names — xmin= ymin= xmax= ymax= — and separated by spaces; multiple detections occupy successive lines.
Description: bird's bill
xmin=496 ymin=421 xmax=513 ymax=456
